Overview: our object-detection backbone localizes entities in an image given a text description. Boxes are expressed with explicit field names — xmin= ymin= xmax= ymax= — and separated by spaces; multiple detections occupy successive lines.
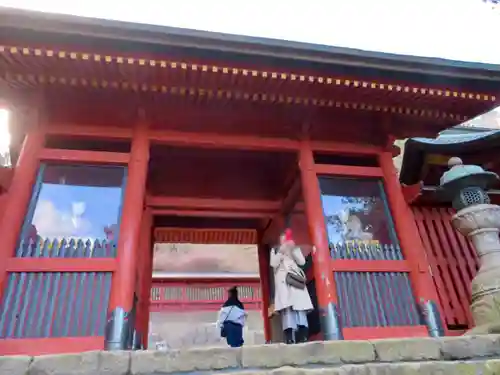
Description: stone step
xmin=148 ymin=326 xmax=265 ymax=350
xmin=2 ymin=335 xmax=500 ymax=375
xmin=244 ymin=328 xmax=265 ymax=345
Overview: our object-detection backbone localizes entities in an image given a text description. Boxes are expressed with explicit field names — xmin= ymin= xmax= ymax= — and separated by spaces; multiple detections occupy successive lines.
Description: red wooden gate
xmin=413 ymin=207 xmax=479 ymax=333
xmin=0 ymin=161 xmax=126 ymax=356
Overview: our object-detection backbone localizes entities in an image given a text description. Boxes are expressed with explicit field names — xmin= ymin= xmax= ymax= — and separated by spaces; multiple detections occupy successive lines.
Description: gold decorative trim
xmin=426 ymin=154 xmax=451 ymax=166
xmin=0 ymin=45 xmax=496 ymax=102
xmin=4 ymin=72 xmax=469 ymax=122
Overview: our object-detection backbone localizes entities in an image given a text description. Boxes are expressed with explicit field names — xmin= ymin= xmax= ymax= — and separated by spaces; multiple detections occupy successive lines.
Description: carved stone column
xmin=439 ymin=157 xmax=500 ymax=334
xmin=453 ymin=204 xmax=500 ymax=333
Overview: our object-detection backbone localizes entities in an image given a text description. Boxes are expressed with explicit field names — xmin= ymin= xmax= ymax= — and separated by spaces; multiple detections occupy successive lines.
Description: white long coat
xmin=270 ymin=245 xmax=313 ymax=312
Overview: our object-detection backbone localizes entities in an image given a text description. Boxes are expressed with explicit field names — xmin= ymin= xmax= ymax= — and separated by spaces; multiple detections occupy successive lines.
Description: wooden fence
xmin=0 ymin=238 xmax=115 ymax=355
xmin=413 ymin=207 xmax=479 ymax=332
xmin=330 ymin=242 xmax=427 ymax=339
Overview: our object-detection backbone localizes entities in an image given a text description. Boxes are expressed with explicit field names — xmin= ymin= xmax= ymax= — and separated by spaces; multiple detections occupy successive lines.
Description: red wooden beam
xmin=314 ymin=164 xmax=383 ymax=177
xmin=137 ymin=208 xmax=153 ymax=349
xmin=108 ymin=117 xmax=150 ymax=331
xmin=151 ymin=209 xmax=272 ymax=219
xmin=0 ymin=337 xmax=104 ymax=356
xmin=0 ymin=167 xmax=14 ymax=192
xmin=146 ymin=195 xmax=280 ymax=211
xmin=154 ymin=227 xmax=258 ymax=244
xmin=310 ymin=326 xmax=430 ymax=341
xmin=149 ymin=130 xmax=386 ymax=156
xmin=5 ymin=258 xmax=117 ymax=273
xmin=379 ymin=151 xmax=445 ymax=331
xmin=46 ymin=124 xmax=386 ymax=157
xmin=152 ymin=276 xmax=261 ymax=283
xmin=39 ymin=149 xmax=130 ymax=164
xmin=310 ymin=140 xmax=384 ymax=156
xmin=299 ymin=143 xmax=340 ymax=312
xmin=258 ymin=244 xmax=272 ymax=342
xmin=262 ymin=215 xmax=285 ymax=247
xmin=280 ymin=175 xmax=302 ymax=216
xmin=0 ymin=193 xmax=6 ymax=225
xmin=0 ymin=126 xmax=44 ymax=297
xmin=342 ymin=326 xmax=428 ymax=340
xmin=149 ymin=302 xmax=262 ymax=312
xmin=260 ymin=160 xmax=301 ymax=244
xmin=46 ymin=124 xmax=133 ymax=139
xmin=261 ymin=176 xmax=301 ymax=244
xmin=149 ymin=129 xmax=300 ymax=151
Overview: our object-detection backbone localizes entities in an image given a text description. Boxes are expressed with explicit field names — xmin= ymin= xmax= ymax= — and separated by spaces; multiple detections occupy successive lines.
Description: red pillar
xmin=132 ymin=212 xmax=146 ymax=349
xmin=0 ymin=192 xmax=6 ymax=223
xmin=0 ymin=122 xmax=44 ymax=295
xmin=379 ymin=151 xmax=444 ymax=336
xmin=105 ymin=118 xmax=150 ymax=350
xmin=298 ymin=143 xmax=342 ymax=340
xmin=137 ymin=208 xmax=153 ymax=349
xmin=141 ymin=249 xmax=154 ymax=349
xmin=257 ymin=243 xmax=272 ymax=342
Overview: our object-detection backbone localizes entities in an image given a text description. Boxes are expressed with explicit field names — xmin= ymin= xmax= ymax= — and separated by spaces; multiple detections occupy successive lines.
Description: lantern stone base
xmin=468 ymin=266 xmax=500 ymax=334
xmin=451 ymin=204 xmax=500 ymax=333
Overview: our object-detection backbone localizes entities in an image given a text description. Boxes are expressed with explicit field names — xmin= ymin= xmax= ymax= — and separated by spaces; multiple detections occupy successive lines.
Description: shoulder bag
xmin=220 ymin=306 xmax=234 ymax=338
xmin=285 ymin=268 xmax=307 ymax=290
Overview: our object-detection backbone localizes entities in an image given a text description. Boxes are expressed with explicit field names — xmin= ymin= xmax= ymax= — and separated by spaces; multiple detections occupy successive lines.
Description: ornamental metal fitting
xmin=438 ymin=157 xmax=499 ymax=210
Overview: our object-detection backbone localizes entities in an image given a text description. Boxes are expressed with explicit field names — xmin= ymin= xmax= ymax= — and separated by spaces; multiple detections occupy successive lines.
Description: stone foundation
xmin=2 ymin=335 xmax=500 ymax=374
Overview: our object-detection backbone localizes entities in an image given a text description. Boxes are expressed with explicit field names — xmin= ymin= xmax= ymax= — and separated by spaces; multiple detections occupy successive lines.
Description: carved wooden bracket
xmin=402 ymin=181 xmax=423 ymax=204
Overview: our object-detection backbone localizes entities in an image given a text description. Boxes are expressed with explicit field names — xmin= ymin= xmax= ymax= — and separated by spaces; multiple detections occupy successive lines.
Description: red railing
xmin=413 ymin=207 xmax=479 ymax=332
xmin=154 ymin=228 xmax=258 ymax=244
xmin=150 ymin=279 xmax=262 ymax=312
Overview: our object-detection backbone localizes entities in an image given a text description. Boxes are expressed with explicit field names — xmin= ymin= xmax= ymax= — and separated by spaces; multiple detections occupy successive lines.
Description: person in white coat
xmin=270 ymin=231 xmax=313 ymax=344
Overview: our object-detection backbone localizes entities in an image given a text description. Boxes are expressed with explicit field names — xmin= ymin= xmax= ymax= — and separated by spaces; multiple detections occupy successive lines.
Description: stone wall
xmin=3 ymin=335 xmax=500 ymax=374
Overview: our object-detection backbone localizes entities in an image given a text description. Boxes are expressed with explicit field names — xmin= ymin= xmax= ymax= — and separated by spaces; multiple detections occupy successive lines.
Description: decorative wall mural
xmin=153 ymin=243 xmax=259 ymax=275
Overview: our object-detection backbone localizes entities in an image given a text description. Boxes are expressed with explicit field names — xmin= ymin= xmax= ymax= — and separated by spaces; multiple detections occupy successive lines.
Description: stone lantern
xmin=439 ymin=157 xmax=500 ymax=334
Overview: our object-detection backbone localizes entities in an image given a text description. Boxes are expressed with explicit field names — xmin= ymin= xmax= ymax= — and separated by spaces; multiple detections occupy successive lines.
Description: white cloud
xmin=32 ymin=199 xmax=92 ymax=239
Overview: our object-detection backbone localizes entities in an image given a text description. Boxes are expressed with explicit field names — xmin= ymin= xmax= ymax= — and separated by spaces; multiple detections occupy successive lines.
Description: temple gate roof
xmin=1 ymin=6 xmax=499 ymax=165
xmin=399 ymin=127 xmax=500 ymax=188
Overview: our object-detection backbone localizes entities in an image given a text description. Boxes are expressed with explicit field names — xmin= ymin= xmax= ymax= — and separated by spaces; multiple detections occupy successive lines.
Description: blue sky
xmin=1 ymin=0 xmax=499 ymax=64
xmin=31 ymin=183 xmax=123 ymax=240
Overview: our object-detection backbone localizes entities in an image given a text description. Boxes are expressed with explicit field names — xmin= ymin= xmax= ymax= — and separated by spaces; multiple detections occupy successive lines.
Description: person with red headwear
xmin=270 ymin=229 xmax=313 ymax=344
